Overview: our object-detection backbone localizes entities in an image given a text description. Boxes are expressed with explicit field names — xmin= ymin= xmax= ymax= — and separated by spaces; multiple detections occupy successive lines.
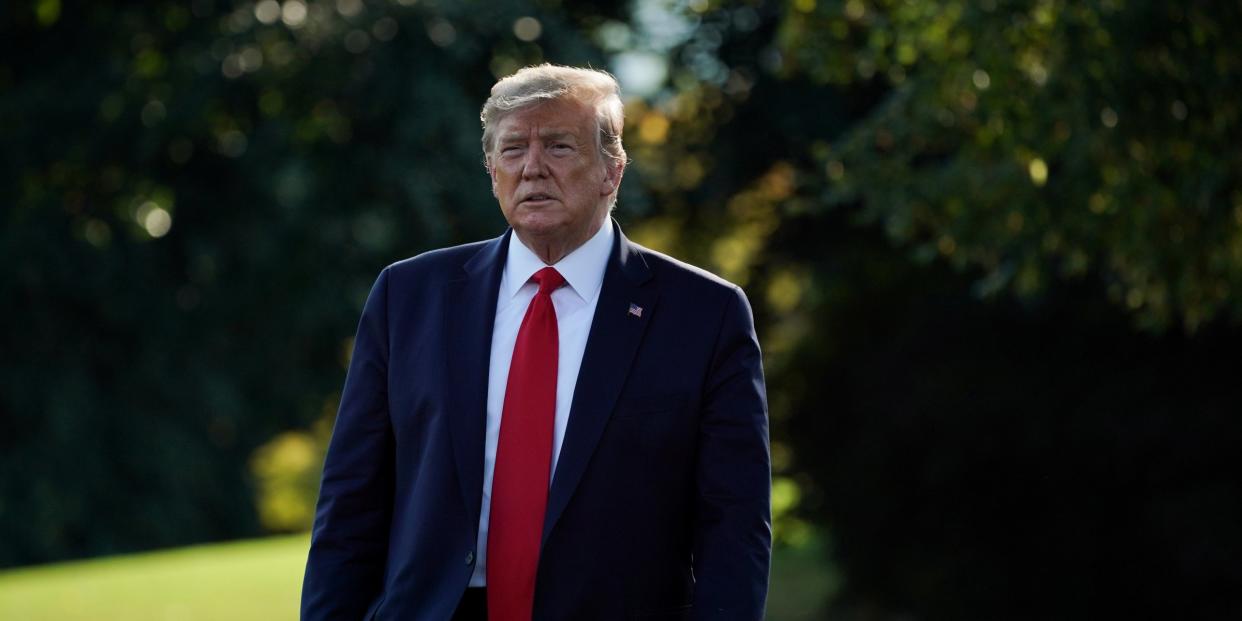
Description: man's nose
xmin=520 ymin=144 xmax=548 ymax=179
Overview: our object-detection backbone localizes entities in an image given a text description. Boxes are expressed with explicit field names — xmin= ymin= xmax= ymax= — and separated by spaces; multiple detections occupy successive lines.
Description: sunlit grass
xmin=0 ymin=533 xmax=830 ymax=620
xmin=0 ymin=535 xmax=309 ymax=621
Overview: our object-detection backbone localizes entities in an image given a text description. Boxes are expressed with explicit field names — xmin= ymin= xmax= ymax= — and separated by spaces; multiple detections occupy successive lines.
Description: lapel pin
xmin=628 ymin=303 xmax=643 ymax=318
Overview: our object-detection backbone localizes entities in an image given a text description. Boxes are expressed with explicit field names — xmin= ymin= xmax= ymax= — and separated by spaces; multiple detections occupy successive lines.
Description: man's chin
xmin=511 ymin=214 xmax=568 ymax=238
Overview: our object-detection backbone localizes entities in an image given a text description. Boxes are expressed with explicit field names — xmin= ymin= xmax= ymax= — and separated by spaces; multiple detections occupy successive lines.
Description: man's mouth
xmin=521 ymin=193 xmax=556 ymax=205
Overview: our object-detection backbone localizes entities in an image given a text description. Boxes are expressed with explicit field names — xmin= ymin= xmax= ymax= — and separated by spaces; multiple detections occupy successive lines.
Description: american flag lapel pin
xmin=628 ymin=303 xmax=643 ymax=318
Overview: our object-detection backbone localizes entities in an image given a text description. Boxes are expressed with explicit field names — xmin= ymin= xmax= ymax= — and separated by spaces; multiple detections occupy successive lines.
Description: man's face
xmin=489 ymin=98 xmax=621 ymax=255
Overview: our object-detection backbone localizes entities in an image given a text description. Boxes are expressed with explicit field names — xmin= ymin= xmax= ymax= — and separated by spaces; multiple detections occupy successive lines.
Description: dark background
xmin=3 ymin=0 xmax=1240 ymax=618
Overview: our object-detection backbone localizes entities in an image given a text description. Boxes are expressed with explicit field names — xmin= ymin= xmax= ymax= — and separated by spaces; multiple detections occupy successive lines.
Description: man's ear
xmin=601 ymin=159 xmax=624 ymax=195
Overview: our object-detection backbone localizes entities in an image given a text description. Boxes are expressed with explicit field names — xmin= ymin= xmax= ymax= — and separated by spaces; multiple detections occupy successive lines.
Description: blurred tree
xmin=780 ymin=213 xmax=1242 ymax=618
xmin=5 ymin=0 xmax=1241 ymax=616
xmin=777 ymin=0 xmax=1242 ymax=332
xmin=0 ymin=0 xmax=619 ymax=566
xmin=624 ymin=0 xmax=1242 ymax=616
xmin=249 ymin=407 xmax=333 ymax=533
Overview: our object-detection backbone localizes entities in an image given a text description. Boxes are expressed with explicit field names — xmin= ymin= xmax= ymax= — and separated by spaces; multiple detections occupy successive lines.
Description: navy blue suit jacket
xmin=301 ymin=221 xmax=771 ymax=620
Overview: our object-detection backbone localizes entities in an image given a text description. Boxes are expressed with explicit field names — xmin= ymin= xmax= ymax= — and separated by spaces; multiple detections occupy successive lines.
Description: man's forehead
xmin=496 ymin=125 xmax=583 ymax=140
xmin=495 ymin=100 xmax=594 ymax=136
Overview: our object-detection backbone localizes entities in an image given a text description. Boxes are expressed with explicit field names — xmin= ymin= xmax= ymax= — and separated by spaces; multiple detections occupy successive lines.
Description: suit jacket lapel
xmin=543 ymin=221 xmax=657 ymax=544
xmin=445 ymin=231 xmax=509 ymax=529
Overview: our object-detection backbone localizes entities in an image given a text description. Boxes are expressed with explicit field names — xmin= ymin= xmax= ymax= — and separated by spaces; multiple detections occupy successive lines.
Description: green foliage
xmin=249 ymin=416 xmax=331 ymax=533
xmin=0 ymin=0 xmax=611 ymax=566
xmin=6 ymin=0 xmax=1240 ymax=615
xmin=633 ymin=1 xmax=1242 ymax=616
xmin=777 ymin=0 xmax=1242 ymax=331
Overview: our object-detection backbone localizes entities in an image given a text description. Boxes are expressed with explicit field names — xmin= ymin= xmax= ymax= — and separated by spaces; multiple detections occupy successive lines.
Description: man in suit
xmin=301 ymin=64 xmax=771 ymax=620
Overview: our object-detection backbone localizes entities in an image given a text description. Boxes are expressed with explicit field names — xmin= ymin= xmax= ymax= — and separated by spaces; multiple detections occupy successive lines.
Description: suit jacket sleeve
xmin=302 ymin=267 xmax=395 ymax=620
xmin=692 ymin=285 xmax=772 ymax=619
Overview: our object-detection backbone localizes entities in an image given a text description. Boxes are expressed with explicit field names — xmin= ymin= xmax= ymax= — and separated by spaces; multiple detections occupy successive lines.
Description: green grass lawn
xmin=0 ymin=534 xmax=831 ymax=619
xmin=0 ymin=535 xmax=309 ymax=621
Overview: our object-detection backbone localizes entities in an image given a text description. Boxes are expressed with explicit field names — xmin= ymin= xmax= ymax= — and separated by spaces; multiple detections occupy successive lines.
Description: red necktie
xmin=488 ymin=266 xmax=565 ymax=621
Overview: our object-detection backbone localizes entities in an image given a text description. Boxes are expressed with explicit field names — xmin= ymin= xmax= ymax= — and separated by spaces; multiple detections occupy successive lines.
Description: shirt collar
xmin=503 ymin=219 xmax=613 ymax=304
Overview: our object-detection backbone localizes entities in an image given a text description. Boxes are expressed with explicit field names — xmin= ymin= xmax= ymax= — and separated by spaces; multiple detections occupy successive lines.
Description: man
xmin=301 ymin=64 xmax=771 ymax=620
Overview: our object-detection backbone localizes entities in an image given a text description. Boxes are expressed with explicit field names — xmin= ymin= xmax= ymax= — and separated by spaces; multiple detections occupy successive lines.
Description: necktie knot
xmin=532 ymin=266 xmax=566 ymax=296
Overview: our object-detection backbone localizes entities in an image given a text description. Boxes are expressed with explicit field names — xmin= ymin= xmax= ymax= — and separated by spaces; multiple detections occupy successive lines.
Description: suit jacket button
xmin=465 ymin=551 xmax=475 ymax=565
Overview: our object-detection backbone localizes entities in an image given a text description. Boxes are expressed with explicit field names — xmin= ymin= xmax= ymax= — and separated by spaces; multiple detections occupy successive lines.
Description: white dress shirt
xmin=468 ymin=220 xmax=613 ymax=586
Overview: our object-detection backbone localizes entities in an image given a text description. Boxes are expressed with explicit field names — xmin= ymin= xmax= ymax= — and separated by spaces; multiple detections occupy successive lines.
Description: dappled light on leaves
xmin=250 ymin=432 xmax=321 ymax=532
xmin=776 ymin=0 xmax=1242 ymax=331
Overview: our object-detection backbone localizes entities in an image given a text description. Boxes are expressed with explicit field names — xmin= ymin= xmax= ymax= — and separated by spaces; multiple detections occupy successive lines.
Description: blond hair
xmin=480 ymin=64 xmax=627 ymax=168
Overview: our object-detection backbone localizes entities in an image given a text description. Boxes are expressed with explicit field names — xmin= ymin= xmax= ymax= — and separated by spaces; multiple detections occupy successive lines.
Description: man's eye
xmin=551 ymin=143 xmax=572 ymax=151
